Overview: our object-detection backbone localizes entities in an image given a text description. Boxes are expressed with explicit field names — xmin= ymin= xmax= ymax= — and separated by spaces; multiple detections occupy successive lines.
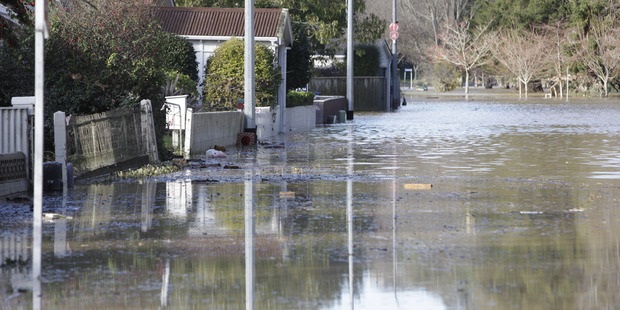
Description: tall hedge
xmin=204 ymin=38 xmax=281 ymax=111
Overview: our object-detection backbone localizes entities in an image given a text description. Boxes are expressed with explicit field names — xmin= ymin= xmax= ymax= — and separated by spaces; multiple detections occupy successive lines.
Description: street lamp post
xmin=346 ymin=0 xmax=354 ymax=120
xmin=392 ymin=0 xmax=400 ymax=111
xmin=244 ymin=0 xmax=255 ymax=130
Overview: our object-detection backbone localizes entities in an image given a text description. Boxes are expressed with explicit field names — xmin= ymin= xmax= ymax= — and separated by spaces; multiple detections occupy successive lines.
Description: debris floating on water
xmin=206 ymin=149 xmax=227 ymax=158
xmin=403 ymin=183 xmax=433 ymax=190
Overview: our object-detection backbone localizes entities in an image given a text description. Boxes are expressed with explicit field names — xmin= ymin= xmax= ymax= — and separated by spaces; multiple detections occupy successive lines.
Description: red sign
xmin=390 ymin=31 xmax=399 ymax=41
xmin=389 ymin=22 xmax=399 ymax=32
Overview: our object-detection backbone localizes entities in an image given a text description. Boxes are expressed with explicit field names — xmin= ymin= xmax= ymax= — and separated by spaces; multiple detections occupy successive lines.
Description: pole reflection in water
xmin=54 ymin=185 xmax=70 ymax=258
xmin=347 ymin=126 xmax=354 ymax=310
xmin=141 ymin=181 xmax=156 ymax=232
xmin=33 ymin=211 xmax=41 ymax=310
xmin=245 ymin=170 xmax=255 ymax=310
xmin=53 ymin=219 xmax=68 ymax=258
xmin=161 ymin=259 xmax=170 ymax=308
xmin=166 ymin=180 xmax=190 ymax=219
xmin=392 ymin=145 xmax=399 ymax=306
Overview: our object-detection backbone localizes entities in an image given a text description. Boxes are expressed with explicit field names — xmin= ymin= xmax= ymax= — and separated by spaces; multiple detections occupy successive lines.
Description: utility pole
xmin=33 ymin=0 xmax=49 ymax=309
xmin=392 ymin=0 xmax=400 ymax=111
xmin=244 ymin=0 xmax=256 ymax=130
xmin=346 ymin=0 xmax=354 ymax=120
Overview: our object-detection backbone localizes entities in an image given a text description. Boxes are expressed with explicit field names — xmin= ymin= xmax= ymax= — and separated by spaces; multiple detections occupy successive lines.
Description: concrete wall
xmin=185 ymin=99 xmax=334 ymax=155
xmin=255 ymin=105 xmax=316 ymax=141
xmin=255 ymin=107 xmax=279 ymax=141
xmin=314 ymin=96 xmax=348 ymax=124
xmin=186 ymin=110 xmax=244 ymax=155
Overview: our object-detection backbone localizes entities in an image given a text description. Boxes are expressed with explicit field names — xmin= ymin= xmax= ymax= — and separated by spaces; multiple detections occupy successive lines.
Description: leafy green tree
xmin=44 ymin=0 xmax=197 ymax=112
xmin=286 ymin=22 xmax=312 ymax=90
xmin=576 ymin=14 xmax=620 ymax=97
xmin=0 ymin=0 xmax=33 ymax=46
xmin=472 ymin=0 xmax=569 ymax=30
xmin=351 ymin=43 xmax=381 ymax=76
xmin=567 ymin=0 xmax=610 ymax=34
xmin=46 ymin=0 xmax=164 ymax=114
xmin=204 ymin=38 xmax=281 ymax=111
xmin=0 ymin=26 xmax=33 ymax=106
xmin=1 ymin=0 xmax=197 ymax=154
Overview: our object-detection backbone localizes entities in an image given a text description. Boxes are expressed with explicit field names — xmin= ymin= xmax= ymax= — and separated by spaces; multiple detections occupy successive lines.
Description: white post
xmin=33 ymin=0 xmax=48 ymax=308
xmin=278 ymin=46 xmax=287 ymax=134
xmin=392 ymin=0 xmax=399 ymax=111
xmin=183 ymin=108 xmax=193 ymax=159
xmin=53 ymin=111 xmax=67 ymax=194
xmin=244 ymin=0 xmax=256 ymax=129
xmin=140 ymin=100 xmax=159 ymax=163
xmin=346 ymin=0 xmax=354 ymax=119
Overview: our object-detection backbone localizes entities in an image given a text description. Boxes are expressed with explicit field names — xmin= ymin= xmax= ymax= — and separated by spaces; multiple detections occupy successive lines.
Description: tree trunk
xmin=465 ymin=69 xmax=470 ymax=94
xmin=525 ymin=80 xmax=529 ymax=99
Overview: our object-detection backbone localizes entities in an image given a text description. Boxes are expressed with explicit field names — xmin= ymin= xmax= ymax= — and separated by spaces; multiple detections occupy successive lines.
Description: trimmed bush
xmin=204 ymin=38 xmax=281 ymax=111
xmin=286 ymin=90 xmax=315 ymax=108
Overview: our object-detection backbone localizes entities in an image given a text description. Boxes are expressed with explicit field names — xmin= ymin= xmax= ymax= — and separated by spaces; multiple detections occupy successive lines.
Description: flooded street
xmin=3 ymin=98 xmax=620 ymax=309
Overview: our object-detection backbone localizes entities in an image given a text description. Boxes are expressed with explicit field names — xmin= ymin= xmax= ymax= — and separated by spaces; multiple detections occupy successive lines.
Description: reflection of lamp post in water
xmin=160 ymin=259 xmax=170 ymax=308
xmin=392 ymin=144 xmax=399 ymax=305
xmin=347 ymin=126 xmax=354 ymax=309
xmin=245 ymin=170 xmax=255 ymax=310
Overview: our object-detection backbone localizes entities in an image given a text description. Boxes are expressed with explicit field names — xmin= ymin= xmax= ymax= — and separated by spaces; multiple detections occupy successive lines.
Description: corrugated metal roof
xmin=156 ymin=7 xmax=284 ymax=38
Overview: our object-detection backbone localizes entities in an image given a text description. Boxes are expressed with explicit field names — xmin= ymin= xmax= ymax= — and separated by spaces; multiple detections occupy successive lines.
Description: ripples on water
xmin=298 ymin=100 xmax=620 ymax=180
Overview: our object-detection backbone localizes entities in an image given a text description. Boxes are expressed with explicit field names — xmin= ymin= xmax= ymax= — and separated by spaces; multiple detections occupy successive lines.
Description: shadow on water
xmin=2 ymin=99 xmax=620 ymax=309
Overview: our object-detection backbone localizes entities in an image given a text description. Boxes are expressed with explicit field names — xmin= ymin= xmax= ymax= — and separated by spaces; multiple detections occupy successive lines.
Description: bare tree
xmin=430 ymin=19 xmax=492 ymax=94
xmin=540 ymin=21 xmax=570 ymax=98
xmin=577 ymin=16 xmax=620 ymax=97
xmin=490 ymin=29 xmax=549 ymax=98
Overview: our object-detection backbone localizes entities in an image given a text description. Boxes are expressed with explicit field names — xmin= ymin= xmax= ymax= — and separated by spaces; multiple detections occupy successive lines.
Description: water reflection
xmin=2 ymin=100 xmax=620 ymax=308
xmin=245 ymin=170 xmax=255 ymax=310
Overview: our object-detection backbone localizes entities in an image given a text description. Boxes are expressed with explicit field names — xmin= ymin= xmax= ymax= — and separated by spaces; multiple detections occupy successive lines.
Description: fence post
xmin=140 ymin=100 xmax=159 ymax=163
xmin=53 ymin=111 xmax=67 ymax=193
xmin=183 ymin=108 xmax=193 ymax=159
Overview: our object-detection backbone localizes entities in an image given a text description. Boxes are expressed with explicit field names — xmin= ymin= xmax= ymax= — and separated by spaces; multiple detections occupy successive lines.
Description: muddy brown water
xmin=2 ymin=98 xmax=620 ymax=309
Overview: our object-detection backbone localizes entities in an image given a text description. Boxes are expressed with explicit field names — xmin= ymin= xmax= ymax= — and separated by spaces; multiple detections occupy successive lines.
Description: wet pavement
xmin=2 ymin=97 xmax=620 ymax=309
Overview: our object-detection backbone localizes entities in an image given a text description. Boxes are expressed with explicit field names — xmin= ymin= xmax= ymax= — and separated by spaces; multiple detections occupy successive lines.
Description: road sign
xmin=390 ymin=31 xmax=399 ymax=41
xmin=389 ymin=22 xmax=399 ymax=32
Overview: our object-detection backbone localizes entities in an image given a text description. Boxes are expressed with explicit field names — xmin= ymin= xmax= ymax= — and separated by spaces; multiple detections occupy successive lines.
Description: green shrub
xmin=204 ymin=38 xmax=281 ymax=111
xmin=430 ymin=62 xmax=459 ymax=92
xmin=286 ymin=90 xmax=315 ymax=108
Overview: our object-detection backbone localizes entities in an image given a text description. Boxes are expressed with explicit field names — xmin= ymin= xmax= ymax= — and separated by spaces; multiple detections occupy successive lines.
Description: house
xmin=155 ymin=7 xmax=294 ymax=109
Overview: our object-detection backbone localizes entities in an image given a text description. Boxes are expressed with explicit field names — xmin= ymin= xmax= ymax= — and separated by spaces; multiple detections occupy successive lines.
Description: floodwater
xmin=2 ymin=98 xmax=620 ymax=309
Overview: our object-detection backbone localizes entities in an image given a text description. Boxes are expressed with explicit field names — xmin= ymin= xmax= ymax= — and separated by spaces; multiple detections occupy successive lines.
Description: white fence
xmin=0 ymin=97 xmax=33 ymax=196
